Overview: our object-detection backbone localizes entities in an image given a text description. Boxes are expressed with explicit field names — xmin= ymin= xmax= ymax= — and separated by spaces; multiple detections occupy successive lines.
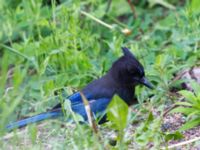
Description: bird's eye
xmin=127 ymin=65 xmax=144 ymax=77
xmin=127 ymin=66 xmax=134 ymax=73
xmin=128 ymin=67 xmax=144 ymax=78
xmin=130 ymin=69 xmax=136 ymax=74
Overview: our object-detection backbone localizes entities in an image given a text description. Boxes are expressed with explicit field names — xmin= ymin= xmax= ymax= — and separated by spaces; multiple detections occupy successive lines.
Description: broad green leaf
xmin=190 ymin=81 xmax=200 ymax=97
xmin=178 ymin=90 xmax=196 ymax=103
xmin=187 ymin=110 xmax=200 ymax=119
xmin=179 ymin=119 xmax=200 ymax=131
xmin=175 ymin=102 xmax=192 ymax=107
xmin=165 ymin=131 xmax=184 ymax=141
xmin=107 ymin=95 xmax=129 ymax=131
xmin=170 ymin=107 xmax=195 ymax=115
xmin=146 ymin=112 xmax=154 ymax=123
xmin=190 ymin=0 xmax=200 ymax=14
xmin=155 ymin=54 xmax=169 ymax=68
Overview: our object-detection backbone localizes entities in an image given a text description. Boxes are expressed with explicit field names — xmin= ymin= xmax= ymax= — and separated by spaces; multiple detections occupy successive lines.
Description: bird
xmin=6 ymin=47 xmax=153 ymax=130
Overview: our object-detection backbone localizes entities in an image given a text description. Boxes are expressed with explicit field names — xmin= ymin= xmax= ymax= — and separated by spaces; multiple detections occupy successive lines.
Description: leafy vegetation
xmin=107 ymin=95 xmax=129 ymax=148
xmin=172 ymin=81 xmax=200 ymax=131
xmin=0 ymin=0 xmax=200 ymax=149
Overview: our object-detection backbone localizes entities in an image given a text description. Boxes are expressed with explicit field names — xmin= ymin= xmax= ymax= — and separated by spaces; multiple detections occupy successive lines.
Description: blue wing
xmin=60 ymin=92 xmax=92 ymax=105
xmin=52 ymin=91 xmax=93 ymax=109
xmin=71 ymin=98 xmax=110 ymax=121
xmin=67 ymin=92 xmax=111 ymax=121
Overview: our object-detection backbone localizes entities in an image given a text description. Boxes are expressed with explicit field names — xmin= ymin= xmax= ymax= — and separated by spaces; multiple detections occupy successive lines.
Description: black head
xmin=110 ymin=47 xmax=153 ymax=89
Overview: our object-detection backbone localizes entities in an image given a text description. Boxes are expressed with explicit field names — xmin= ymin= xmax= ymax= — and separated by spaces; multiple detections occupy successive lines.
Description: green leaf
xmin=146 ymin=112 xmax=154 ymax=123
xmin=175 ymin=102 xmax=192 ymax=107
xmin=28 ymin=124 xmax=38 ymax=144
xmin=190 ymin=0 xmax=200 ymax=14
xmin=170 ymin=107 xmax=195 ymax=115
xmin=179 ymin=119 xmax=200 ymax=131
xmin=187 ymin=110 xmax=200 ymax=119
xmin=165 ymin=131 xmax=184 ymax=141
xmin=107 ymin=95 xmax=129 ymax=131
xmin=190 ymin=81 xmax=200 ymax=96
xmin=179 ymin=89 xmax=200 ymax=107
xmin=178 ymin=90 xmax=196 ymax=103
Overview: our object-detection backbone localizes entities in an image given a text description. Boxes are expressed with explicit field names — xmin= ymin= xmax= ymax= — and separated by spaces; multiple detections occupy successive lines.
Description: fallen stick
xmin=161 ymin=136 xmax=200 ymax=149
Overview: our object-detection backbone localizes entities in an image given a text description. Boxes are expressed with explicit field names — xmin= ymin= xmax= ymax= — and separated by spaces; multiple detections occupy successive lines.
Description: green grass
xmin=0 ymin=0 xmax=200 ymax=149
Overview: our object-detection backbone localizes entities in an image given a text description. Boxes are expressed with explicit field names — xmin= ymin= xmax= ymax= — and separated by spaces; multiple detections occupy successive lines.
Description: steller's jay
xmin=6 ymin=47 xmax=153 ymax=130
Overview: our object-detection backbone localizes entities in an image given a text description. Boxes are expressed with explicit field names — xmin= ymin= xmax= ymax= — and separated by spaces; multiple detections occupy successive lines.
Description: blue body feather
xmin=6 ymin=92 xmax=111 ymax=130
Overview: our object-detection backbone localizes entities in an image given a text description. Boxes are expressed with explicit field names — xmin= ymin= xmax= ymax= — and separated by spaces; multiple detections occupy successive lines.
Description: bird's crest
xmin=121 ymin=47 xmax=136 ymax=59
xmin=121 ymin=47 xmax=144 ymax=77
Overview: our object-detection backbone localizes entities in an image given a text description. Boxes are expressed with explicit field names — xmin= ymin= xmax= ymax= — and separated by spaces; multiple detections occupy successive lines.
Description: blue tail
xmin=6 ymin=98 xmax=111 ymax=131
xmin=6 ymin=110 xmax=62 ymax=131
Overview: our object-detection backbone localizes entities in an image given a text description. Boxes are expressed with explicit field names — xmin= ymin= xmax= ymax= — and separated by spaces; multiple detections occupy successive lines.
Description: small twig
xmin=80 ymin=92 xmax=98 ymax=134
xmin=79 ymin=93 xmax=111 ymax=149
xmin=153 ymin=0 xmax=176 ymax=10
xmin=80 ymin=10 xmax=132 ymax=36
xmin=80 ymin=10 xmax=114 ymax=30
xmin=162 ymin=97 xmax=184 ymax=117
xmin=172 ymin=70 xmax=188 ymax=82
xmin=161 ymin=136 xmax=200 ymax=149
xmin=162 ymin=104 xmax=178 ymax=117
xmin=127 ymin=0 xmax=137 ymax=19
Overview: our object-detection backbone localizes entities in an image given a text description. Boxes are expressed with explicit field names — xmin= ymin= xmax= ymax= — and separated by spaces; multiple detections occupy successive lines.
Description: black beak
xmin=139 ymin=77 xmax=153 ymax=89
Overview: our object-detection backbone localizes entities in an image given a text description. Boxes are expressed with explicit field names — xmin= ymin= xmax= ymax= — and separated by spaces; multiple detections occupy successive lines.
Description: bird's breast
xmin=115 ymin=87 xmax=135 ymax=105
